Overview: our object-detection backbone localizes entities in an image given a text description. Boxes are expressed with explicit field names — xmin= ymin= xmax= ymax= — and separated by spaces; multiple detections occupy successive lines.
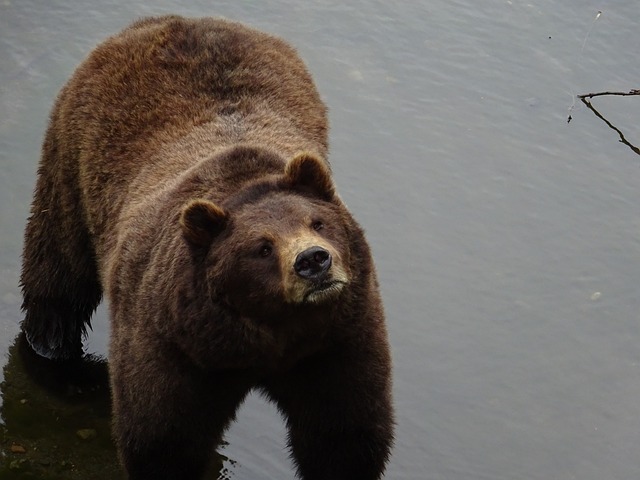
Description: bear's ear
xmin=285 ymin=152 xmax=335 ymax=201
xmin=180 ymin=199 xmax=228 ymax=247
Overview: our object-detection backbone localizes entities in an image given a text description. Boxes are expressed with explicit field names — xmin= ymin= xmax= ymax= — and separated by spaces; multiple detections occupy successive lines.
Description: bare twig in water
xmin=578 ymin=92 xmax=640 ymax=156
xmin=577 ymin=89 xmax=640 ymax=100
xmin=568 ymin=90 xmax=639 ymax=123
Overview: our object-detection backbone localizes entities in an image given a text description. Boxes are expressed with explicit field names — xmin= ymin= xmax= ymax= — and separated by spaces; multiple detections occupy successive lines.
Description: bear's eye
xmin=259 ymin=245 xmax=272 ymax=258
xmin=312 ymin=221 xmax=324 ymax=231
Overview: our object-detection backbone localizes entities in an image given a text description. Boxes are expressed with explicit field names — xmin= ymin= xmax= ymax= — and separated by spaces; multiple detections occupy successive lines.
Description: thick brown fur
xmin=20 ymin=15 xmax=393 ymax=480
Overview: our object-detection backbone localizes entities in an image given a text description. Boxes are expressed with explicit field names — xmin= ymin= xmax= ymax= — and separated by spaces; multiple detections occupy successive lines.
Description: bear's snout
xmin=294 ymin=246 xmax=332 ymax=280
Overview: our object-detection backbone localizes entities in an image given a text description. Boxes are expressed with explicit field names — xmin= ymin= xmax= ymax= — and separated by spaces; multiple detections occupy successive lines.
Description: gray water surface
xmin=1 ymin=1 xmax=639 ymax=479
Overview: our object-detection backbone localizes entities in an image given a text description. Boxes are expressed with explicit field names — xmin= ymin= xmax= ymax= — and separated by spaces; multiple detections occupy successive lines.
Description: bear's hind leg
xmin=20 ymin=130 xmax=102 ymax=360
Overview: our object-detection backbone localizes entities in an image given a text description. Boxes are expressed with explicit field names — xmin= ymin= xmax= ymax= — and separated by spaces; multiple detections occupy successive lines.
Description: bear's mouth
xmin=303 ymin=280 xmax=346 ymax=304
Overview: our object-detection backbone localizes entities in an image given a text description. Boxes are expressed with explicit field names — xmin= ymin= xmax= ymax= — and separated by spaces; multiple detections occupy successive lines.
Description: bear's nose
xmin=294 ymin=246 xmax=332 ymax=280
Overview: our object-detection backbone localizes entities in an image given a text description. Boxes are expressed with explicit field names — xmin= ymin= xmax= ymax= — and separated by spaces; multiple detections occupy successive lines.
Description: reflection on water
xmin=0 ymin=335 xmax=231 ymax=479
xmin=0 ymin=334 xmax=118 ymax=479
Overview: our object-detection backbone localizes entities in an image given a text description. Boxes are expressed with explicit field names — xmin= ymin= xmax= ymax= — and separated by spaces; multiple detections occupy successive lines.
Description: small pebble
xmin=76 ymin=428 xmax=98 ymax=440
xmin=9 ymin=459 xmax=27 ymax=470
xmin=10 ymin=444 xmax=27 ymax=454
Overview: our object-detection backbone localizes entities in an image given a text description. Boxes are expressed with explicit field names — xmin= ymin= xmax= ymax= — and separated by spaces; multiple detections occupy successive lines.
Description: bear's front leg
xmin=110 ymin=333 xmax=252 ymax=480
xmin=262 ymin=336 xmax=394 ymax=480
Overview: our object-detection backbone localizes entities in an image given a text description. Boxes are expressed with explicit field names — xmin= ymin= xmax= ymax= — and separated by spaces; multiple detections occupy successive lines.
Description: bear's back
xmin=51 ymin=16 xmax=328 ymax=251
xmin=63 ymin=15 xmax=327 ymax=169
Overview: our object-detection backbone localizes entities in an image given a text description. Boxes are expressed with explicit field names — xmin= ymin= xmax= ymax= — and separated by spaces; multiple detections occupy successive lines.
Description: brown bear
xmin=20 ymin=15 xmax=394 ymax=480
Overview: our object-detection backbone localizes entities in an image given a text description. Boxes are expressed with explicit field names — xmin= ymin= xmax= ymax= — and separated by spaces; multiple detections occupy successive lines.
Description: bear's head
xmin=179 ymin=152 xmax=352 ymax=318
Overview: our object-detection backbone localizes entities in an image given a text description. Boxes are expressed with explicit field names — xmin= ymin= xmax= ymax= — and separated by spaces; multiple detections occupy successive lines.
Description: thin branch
xmin=579 ymin=97 xmax=640 ymax=156
xmin=577 ymin=89 xmax=640 ymax=100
